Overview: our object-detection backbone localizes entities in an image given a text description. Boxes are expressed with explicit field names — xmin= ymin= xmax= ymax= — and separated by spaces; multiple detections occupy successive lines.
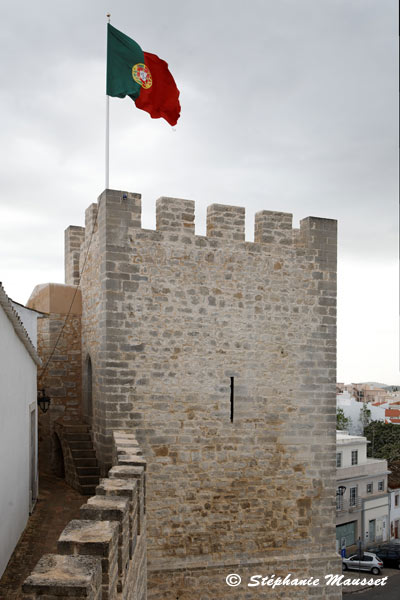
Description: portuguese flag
xmin=106 ymin=24 xmax=181 ymax=126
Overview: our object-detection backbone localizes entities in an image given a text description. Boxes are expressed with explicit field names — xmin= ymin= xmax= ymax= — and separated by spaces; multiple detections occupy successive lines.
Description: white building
xmin=0 ymin=283 xmax=41 ymax=577
xmin=336 ymin=431 xmax=390 ymax=552
xmin=389 ymin=489 xmax=400 ymax=540
xmin=388 ymin=464 xmax=400 ymax=540
xmin=337 ymin=391 xmax=385 ymax=435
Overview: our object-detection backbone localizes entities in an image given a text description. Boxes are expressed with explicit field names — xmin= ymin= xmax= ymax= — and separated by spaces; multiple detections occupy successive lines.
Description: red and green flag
xmin=106 ymin=24 xmax=181 ymax=126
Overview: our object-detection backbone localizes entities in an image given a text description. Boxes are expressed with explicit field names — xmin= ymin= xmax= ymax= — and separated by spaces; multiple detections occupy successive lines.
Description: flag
xmin=106 ymin=24 xmax=181 ymax=126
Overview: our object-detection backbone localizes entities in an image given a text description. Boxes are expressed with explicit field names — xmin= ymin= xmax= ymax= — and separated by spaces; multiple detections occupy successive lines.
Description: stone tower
xmin=63 ymin=188 xmax=340 ymax=598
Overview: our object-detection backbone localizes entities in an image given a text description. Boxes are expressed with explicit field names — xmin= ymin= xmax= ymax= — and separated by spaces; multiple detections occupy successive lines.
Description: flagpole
xmin=105 ymin=13 xmax=111 ymax=189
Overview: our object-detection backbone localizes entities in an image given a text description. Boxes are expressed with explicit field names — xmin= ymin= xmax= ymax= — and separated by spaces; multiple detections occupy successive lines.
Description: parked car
xmin=367 ymin=546 xmax=400 ymax=569
xmin=342 ymin=552 xmax=383 ymax=575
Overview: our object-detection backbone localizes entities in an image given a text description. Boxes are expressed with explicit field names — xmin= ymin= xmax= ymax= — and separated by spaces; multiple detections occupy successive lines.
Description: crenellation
xmin=85 ymin=203 xmax=99 ymax=234
xmin=254 ymin=209 xmax=293 ymax=245
xmin=206 ymin=203 xmax=245 ymax=241
xmin=57 ymin=519 xmax=119 ymax=599
xmin=80 ymin=496 xmax=130 ymax=593
xmin=22 ymin=554 xmax=102 ymax=600
xmin=299 ymin=216 xmax=338 ymax=270
xmin=65 ymin=225 xmax=85 ymax=285
xmin=156 ymin=196 xmax=195 ymax=233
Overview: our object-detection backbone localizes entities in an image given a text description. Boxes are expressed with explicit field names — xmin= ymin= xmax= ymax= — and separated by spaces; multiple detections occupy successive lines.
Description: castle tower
xmin=66 ymin=189 xmax=340 ymax=598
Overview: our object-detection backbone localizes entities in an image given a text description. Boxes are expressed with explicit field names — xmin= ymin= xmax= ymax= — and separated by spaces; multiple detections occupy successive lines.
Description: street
xmin=345 ymin=572 xmax=400 ymax=599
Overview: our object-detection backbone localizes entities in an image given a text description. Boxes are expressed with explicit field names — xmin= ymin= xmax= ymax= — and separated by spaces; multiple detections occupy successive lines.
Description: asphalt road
xmin=345 ymin=572 xmax=400 ymax=599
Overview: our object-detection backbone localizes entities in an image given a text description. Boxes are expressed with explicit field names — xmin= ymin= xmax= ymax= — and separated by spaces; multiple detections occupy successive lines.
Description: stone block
xmin=80 ymin=496 xmax=130 ymax=593
xmin=254 ymin=210 xmax=293 ymax=245
xmin=57 ymin=520 xmax=119 ymax=600
xmin=108 ymin=465 xmax=145 ymax=533
xmin=117 ymin=454 xmax=147 ymax=470
xmin=206 ymin=203 xmax=245 ymax=241
xmin=22 ymin=554 xmax=101 ymax=599
xmin=96 ymin=478 xmax=138 ymax=559
xmin=156 ymin=196 xmax=195 ymax=233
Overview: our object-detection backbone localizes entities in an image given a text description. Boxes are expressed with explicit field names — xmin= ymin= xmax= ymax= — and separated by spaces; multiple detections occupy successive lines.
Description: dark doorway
xmin=52 ymin=433 xmax=65 ymax=478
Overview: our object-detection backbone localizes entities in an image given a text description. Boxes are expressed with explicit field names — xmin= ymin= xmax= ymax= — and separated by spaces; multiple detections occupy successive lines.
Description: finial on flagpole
xmin=107 ymin=13 xmax=111 ymax=23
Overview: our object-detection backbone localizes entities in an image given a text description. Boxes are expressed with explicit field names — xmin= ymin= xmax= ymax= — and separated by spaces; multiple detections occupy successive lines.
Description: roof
xmin=336 ymin=431 xmax=367 ymax=444
xmin=0 ymin=282 xmax=41 ymax=366
xmin=9 ymin=298 xmax=46 ymax=316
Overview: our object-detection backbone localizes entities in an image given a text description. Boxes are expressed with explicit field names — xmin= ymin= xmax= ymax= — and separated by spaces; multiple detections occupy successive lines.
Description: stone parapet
xmin=58 ymin=519 xmax=119 ymax=600
xmin=22 ymin=554 xmax=102 ymax=600
xmin=156 ymin=196 xmax=195 ymax=235
xmin=22 ymin=430 xmax=147 ymax=600
xmin=80 ymin=496 xmax=130 ymax=593
xmin=207 ymin=203 xmax=245 ymax=241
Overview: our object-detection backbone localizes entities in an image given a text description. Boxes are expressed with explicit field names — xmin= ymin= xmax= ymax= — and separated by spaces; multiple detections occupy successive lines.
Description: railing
xmin=336 ymin=497 xmax=362 ymax=513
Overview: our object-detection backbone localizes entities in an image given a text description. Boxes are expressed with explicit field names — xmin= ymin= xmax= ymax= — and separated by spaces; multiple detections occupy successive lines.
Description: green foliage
xmin=364 ymin=421 xmax=400 ymax=460
xmin=336 ymin=408 xmax=351 ymax=431
xmin=359 ymin=403 xmax=371 ymax=431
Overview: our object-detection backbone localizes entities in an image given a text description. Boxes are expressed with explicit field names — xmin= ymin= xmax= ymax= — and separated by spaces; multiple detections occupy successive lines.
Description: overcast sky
xmin=0 ymin=1 xmax=398 ymax=383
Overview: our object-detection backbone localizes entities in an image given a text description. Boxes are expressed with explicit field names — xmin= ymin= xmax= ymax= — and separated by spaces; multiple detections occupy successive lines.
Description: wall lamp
xmin=37 ymin=389 xmax=51 ymax=413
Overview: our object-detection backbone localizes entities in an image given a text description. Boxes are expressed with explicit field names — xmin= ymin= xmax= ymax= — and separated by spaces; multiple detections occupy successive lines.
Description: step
xmin=65 ymin=432 xmax=92 ymax=442
xmin=78 ymin=475 xmax=100 ymax=486
xmin=80 ymin=484 xmax=98 ymax=496
xmin=61 ymin=424 xmax=90 ymax=433
xmin=71 ymin=449 xmax=96 ymax=459
xmin=68 ymin=440 xmax=93 ymax=450
xmin=76 ymin=466 xmax=100 ymax=476
xmin=74 ymin=457 xmax=98 ymax=467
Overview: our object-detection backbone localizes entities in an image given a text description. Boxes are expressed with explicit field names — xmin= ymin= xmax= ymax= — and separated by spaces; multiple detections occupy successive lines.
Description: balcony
xmin=336 ymin=497 xmax=362 ymax=513
xmin=337 ymin=458 xmax=389 ymax=481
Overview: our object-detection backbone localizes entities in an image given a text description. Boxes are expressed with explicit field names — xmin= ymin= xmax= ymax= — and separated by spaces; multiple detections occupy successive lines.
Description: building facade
xmin=336 ymin=431 xmax=390 ymax=552
xmin=0 ymin=283 xmax=41 ymax=577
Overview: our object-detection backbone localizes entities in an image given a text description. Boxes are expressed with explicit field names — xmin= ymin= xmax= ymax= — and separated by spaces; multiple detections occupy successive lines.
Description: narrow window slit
xmin=230 ymin=377 xmax=234 ymax=422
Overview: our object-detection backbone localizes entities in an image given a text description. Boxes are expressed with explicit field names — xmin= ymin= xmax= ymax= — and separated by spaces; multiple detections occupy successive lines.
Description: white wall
xmin=0 ymin=305 xmax=37 ymax=577
xmin=337 ymin=432 xmax=368 ymax=467
xmin=10 ymin=301 xmax=39 ymax=349
xmin=389 ymin=489 xmax=400 ymax=539
xmin=363 ymin=496 xmax=389 ymax=543
xmin=337 ymin=392 xmax=385 ymax=435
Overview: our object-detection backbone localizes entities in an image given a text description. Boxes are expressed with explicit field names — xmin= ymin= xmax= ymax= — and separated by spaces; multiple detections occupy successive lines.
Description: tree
xmin=359 ymin=403 xmax=371 ymax=433
xmin=337 ymin=408 xmax=351 ymax=431
xmin=364 ymin=421 xmax=400 ymax=459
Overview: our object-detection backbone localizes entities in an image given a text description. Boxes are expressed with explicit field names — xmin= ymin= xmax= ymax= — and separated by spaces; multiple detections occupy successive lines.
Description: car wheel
xmin=342 ymin=564 xmax=348 ymax=571
xmin=371 ymin=567 xmax=380 ymax=575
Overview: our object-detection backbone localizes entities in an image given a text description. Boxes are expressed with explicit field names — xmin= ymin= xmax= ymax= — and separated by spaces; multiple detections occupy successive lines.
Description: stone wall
xmin=65 ymin=225 xmax=85 ymax=286
xmin=22 ymin=431 xmax=147 ymax=600
xmin=72 ymin=189 xmax=341 ymax=598
xmin=27 ymin=283 xmax=83 ymax=471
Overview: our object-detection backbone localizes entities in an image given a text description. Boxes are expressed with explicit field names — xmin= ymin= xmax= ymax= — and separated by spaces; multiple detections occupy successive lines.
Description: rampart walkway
xmin=0 ymin=472 xmax=84 ymax=600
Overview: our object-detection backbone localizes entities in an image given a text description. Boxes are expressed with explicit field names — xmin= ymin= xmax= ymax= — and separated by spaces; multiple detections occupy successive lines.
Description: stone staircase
xmin=55 ymin=422 xmax=100 ymax=496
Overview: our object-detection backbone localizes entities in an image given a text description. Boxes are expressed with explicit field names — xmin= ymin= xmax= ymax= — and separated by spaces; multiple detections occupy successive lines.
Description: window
xmin=378 ymin=481 xmax=384 ymax=491
xmin=351 ymin=450 xmax=358 ymax=466
xmin=336 ymin=453 xmax=342 ymax=467
xmin=336 ymin=488 xmax=345 ymax=510
xmin=395 ymin=495 xmax=399 ymax=507
xmin=350 ymin=487 xmax=357 ymax=507
xmin=366 ymin=483 xmax=373 ymax=494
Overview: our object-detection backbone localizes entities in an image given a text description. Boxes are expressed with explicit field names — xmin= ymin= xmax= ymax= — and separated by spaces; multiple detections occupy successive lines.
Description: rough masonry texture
xmin=22 ymin=431 xmax=147 ymax=600
xmin=26 ymin=283 xmax=83 ymax=473
xmin=57 ymin=189 xmax=341 ymax=598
